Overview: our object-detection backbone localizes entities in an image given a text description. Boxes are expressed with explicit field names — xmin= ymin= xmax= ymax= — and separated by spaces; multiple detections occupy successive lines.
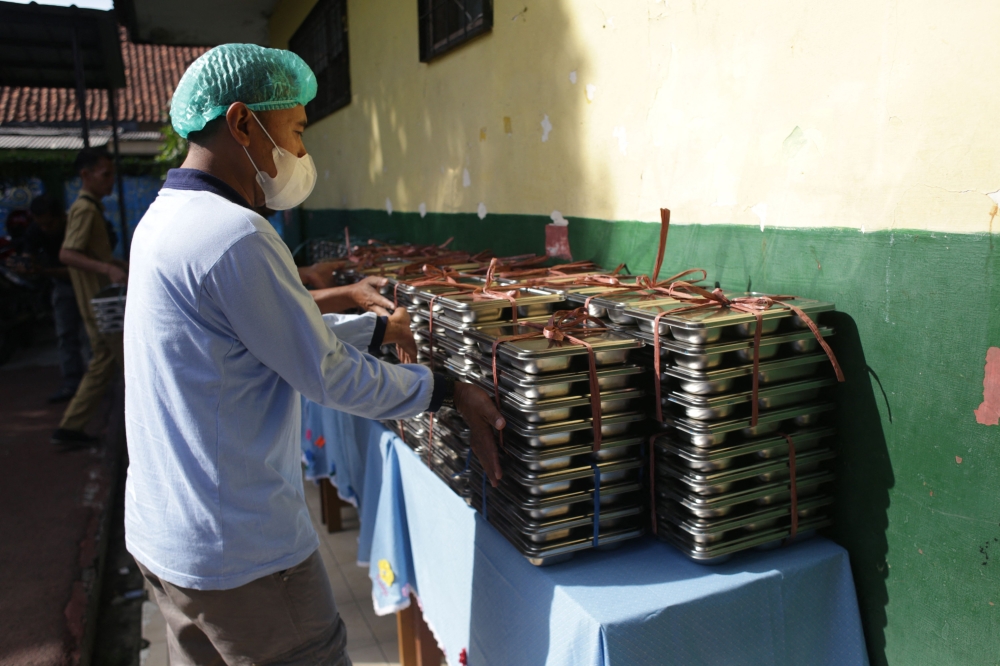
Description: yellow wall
xmin=271 ymin=0 xmax=1000 ymax=233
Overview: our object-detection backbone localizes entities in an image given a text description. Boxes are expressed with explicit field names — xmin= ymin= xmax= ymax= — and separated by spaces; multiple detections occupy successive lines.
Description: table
xmin=308 ymin=408 xmax=870 ymax=666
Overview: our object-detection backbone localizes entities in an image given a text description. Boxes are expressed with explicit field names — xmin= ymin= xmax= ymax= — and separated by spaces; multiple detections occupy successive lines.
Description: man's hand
xmin=453 ymin=382 xmax=505 ymax=487
xmin=105 ymin=263 xmax=127 ymax=284
xmin=350 ymin=276 xmax=395 ymax=312
xmin=375 ymin=306 xmax=418 ymax=363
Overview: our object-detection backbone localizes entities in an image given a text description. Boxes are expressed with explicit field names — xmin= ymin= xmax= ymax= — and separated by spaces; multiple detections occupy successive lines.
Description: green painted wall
xmin=300 ymin=207 xmax=1000 ymax=665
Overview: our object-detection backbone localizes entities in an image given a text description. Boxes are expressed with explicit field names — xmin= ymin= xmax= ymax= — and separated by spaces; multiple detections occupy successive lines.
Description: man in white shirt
xmin=124 ymin=44 xmax=503 ymax=665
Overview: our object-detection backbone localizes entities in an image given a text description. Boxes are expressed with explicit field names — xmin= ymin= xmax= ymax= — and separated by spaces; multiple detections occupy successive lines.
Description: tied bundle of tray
xmin=623 ymin=284 xmax=845 ymax=563
xmin=461 ymin=309 xmax=651 ymax=565
xmin=394 ymin=407 xmax=473 ymax=496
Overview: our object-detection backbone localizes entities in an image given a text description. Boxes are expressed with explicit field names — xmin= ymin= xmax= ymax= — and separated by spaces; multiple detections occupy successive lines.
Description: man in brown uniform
xmin=52 ymin=148 xmax=128 ymax=447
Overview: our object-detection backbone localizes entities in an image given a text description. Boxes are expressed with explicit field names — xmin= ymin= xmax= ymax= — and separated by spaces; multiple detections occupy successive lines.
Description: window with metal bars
xmin=289 ymin=0 xmax=351 ymax=122
xmin=418 ymin=0 xmax=493 ymax=63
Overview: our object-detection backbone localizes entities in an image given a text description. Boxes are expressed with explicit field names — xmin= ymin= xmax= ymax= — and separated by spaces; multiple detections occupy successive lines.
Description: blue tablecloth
xmin=305 ymin=407 xmax=870 ymax=666
xmin=300 ymin=398 xmax=386 ymax=565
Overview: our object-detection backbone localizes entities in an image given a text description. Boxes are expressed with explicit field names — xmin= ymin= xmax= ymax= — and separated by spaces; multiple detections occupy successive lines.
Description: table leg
xmin=319 ymin=478 xmax=327 ymax=524
xmin=413 ymin=596 xmax=444 ymax=666
xmin=397 ymin=604 xmax=418 ymax=666
xmin=396 ymin=594 xmax=444 ymax=666
xmin=321 ymin=478 xmax=344 ymax=533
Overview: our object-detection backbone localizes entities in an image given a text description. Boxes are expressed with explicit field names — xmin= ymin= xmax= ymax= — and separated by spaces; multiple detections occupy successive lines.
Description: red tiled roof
xmin=0 ymin=28 xmax=207 ymax=126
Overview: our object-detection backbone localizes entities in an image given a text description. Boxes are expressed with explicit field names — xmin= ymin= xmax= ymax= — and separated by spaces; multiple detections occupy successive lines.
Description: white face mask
xmin=243 ymin=112 xmax=317 ymax=210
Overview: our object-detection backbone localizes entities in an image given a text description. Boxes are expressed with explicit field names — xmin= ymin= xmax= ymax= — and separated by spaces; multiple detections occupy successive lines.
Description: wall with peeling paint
xmin=269 ymin=1 xmax=1000 ymax=664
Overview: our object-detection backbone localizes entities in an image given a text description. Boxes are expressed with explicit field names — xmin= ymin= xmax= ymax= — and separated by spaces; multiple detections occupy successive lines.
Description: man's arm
xmin=311 ymin=276 xmax=395 ymax=314
xmin=61 ymin=205 xmax=127 ymax=284
xmin=59 ymin=248 xmax=127 ymax=284
xmin=202 ymin=230 xmax=503 ymax=483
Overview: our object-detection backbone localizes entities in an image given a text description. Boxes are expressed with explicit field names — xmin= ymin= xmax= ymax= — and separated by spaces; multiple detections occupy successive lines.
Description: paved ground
xmin=0 ymin=338 xmax=122 ymax=665
xmin=141 ymin=484 xmax=403 ymax=665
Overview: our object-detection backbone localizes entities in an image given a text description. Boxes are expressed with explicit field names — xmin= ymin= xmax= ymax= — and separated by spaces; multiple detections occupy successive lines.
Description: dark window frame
xmin=289 ymin=0 xmax=351 ymax=122
xmin=418 ymin=0 xmax=493 ymax=63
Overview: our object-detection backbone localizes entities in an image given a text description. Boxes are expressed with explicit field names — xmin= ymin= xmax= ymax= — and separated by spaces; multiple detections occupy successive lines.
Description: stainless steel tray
xmin=436 ymin=313 xmax=552 ymax=346
xmin=469 ymin=462 xmax=642 ymax=518
xmin=468 ymin=324 xmax=641 ymax=374
xmin=501 ymin=458 xmax=642 ymax=496
xmin=665 ymin=377 xmax=837 ymax=421
xmin=475 ymin=501 xmax=644 ymax=565
xmin=660 ymin=401 xmax=835 ymax=446
xmin=501 ymin=436 xmax=643 ymax=472
xmin=501 ymin=411 xmax=648 ymax=448
xmin=658 ymin=469 xmax=834 ymax=518
xmin=432 ymin=288 xmax=565 ymax=323
xmin=661 ymin=353 xmax=830 ymax=395
xmin=660 ymin=495 xmax=833 ymax=544
xmin=624 ymin=294 xmax=834 ymax=343
xmin=637 ymin=327 xmax=836 ymax=371
xmin=583 ymin=293 xmax=676 ymax=324
xmin=654 ymin=427 xmax=835 ymax=471
xmin=656 ymin=448 xmax=835 ymax=495
xmin=497 ymin=387 xmax=647 ymax=424
xmin=658 ymin=514 xmax=830 ymax=563
xmin=468 ymin=356 xmax=646 ymax=401
xmin=470 ymin=490 xmax=643 ymax=542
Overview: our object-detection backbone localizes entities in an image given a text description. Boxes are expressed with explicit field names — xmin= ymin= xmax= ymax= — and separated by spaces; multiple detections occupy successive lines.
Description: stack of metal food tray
xmin=395 ymin=407 xmax=472 ymax=496
xmin=624 ymin=294 xmax=841 ymax=563
xmin=459 ymin=321 xmax=651 ymax=564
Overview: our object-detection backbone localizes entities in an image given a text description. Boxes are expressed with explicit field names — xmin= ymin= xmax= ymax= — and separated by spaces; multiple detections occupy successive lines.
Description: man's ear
xmin=225 ymin=102 xmax=253 ymax=148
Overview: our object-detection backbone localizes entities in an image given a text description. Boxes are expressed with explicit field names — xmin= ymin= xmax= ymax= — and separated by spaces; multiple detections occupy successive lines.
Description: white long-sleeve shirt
xmin=123 ymin=168 xmax=442 ymax=590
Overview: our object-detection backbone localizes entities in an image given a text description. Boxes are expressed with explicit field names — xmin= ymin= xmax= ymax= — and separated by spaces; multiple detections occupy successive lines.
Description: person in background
xmin=52 ymin=148 xmax=128 ymax=447
xmin=18 ymin=194 xmax=90 ymax=402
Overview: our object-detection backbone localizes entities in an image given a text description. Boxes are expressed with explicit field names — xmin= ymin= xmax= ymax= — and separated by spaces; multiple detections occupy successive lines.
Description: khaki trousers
xmin=58 ymin=317 xmax=122 ymax=431
xmin=138 ymin=550 xmax=351 ymax=666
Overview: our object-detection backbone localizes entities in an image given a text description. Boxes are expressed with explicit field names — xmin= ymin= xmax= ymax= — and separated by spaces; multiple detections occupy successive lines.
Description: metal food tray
xmin=665 ymin=377 xmax=837 ymax=421
xmin=469 ymin=463 xmax=642 ymax=519
xmin=468 ymin=324 xmax=641 ymax=374
xmin=479 ymin=376 xmax=647 ymax=423
xmin=436 ymin=313 xmax=552 ymax=347
xmin=660 ymin=401 xmax=835 ymax=446
xmin=657 ymin=469 xmax=835 ymax=518
xmin=476 ymin=502 xmax=645 ymax=566
xmin=659 ymin=495 xmax=834 ymax=544
xmin=624 ymin=294 xmax=834 ymax=343
xmin=431 ymin=288 xmax=565 ymax=323
xmin=501 ymin=411 xmax=648 ymax=448
xmin=501 ymin=436 xmax=644 ymax=472
xmin=469 ymin=483 xmax=643 ymax=543
xmin=575 ymin=292 xmax=675 ymax=323
xmin=500 ymin=457 xmax=643 ymax=496
xmin=636 ymin=327 xmax=835 ymax=371
xmin=467 ymin=356 xmax=646 ymax=401
xmin=658 ymin=515 xmax=830 ymax=564
xmin=661 ymin=353 xmax=831 ymax=395
xmin=656 ymin=448 xmax=835 ymax=496
xmin=654 ymin=427 xmax=835 ymax=471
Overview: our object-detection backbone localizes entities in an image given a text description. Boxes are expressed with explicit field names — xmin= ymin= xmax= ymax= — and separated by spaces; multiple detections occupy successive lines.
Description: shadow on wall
xmin=825 ymin=311 xmax=894 ymax=666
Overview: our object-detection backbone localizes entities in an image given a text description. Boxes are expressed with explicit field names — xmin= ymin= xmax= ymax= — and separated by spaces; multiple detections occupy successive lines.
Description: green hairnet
xmin=170 ymin=44 xmax=318 ymax=138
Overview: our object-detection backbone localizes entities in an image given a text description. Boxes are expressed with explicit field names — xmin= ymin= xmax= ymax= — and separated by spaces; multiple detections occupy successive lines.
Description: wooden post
xmin=396 ymin=594 xmax=443 ymax=666
xmin=397 ymin=603 xmax=418 ymax=666
xmin=321 ymin=478 xmax=344 ymax=533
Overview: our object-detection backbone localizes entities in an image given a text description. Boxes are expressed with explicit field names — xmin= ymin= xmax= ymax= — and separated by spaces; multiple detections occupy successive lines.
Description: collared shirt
xmin=62 ymin=189 xmax=113 ymax=323
xmin=124 ymin=168 xmax=443 ymax=590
